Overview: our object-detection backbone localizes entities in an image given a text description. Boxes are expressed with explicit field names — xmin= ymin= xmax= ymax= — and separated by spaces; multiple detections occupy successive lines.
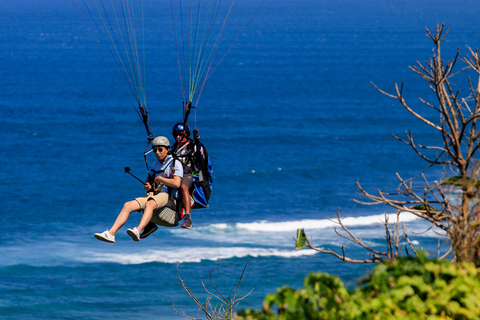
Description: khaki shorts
xmin=135 ymin=192 xmax=168 ymax=210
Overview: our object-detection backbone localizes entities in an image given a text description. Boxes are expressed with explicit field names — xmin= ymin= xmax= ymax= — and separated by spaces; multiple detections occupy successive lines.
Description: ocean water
xmin=1 ymin=0 xmax=480 ymax=319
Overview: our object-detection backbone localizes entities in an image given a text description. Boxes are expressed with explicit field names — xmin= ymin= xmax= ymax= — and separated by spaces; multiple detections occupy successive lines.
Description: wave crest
xmin=80 ymin=247 xmax=317 ymax=265
xmin=209 ymin=212 xmax=418 ymax=232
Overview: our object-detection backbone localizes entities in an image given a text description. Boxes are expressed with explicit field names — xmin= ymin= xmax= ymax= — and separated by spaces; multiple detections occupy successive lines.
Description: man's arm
xmin=153 ymin=159 xmax=183 ymax=188
xmin=154 ymin=175 xmax=181 ymax=188
xmin=143 ymin=181 xmax=152 ymax=191
xmin=144 ymin=172 xmax=155 ymax=191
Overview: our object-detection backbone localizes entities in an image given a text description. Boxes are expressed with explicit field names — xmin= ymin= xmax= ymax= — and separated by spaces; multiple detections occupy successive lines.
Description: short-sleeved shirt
xmin=148 ymin=155 xmax=183 ymax=194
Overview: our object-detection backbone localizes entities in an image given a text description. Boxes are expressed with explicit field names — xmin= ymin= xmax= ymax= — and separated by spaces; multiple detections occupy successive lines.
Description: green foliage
xmin=295 ymin=229 xmax=306 ymax=250
xmin=410 ymin=204 xmax=439 ymax=212
xmin=441 ymin=176 xmax=480 ymax=198
xmin=237 ymin=253 xmax=480 ymax=320
xmin=441 ymin=176 xmax=480 ymax=189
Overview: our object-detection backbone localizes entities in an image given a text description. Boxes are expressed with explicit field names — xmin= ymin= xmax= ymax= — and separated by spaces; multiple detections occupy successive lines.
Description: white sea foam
xmin=209 ymin=212 xmax=419 ymax=232
xmin=80 ymin=247 xmax=317 ymax=265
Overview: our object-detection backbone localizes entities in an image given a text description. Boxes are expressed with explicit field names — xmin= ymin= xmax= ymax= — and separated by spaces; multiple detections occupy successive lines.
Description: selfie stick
xmin=124 ymin=167 xmax=145 ymax=185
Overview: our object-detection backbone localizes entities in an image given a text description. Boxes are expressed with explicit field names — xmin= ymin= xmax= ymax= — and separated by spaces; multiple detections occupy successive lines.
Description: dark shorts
xmin=182 ymin=172 xmax=193 ymax=190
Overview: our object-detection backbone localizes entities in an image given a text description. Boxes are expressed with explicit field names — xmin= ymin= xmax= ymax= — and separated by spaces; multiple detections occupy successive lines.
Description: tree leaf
xmin=411 ymin=204 xmax=440 ymax=212
xmin=295 ymin=229 xmax=306 ymax=250
xmin=441 ymin=176 xmax=480 ymax=189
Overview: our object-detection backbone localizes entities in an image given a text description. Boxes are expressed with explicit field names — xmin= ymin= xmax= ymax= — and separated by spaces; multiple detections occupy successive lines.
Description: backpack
xmin=192 ymin=142 xmax=212 ymax=208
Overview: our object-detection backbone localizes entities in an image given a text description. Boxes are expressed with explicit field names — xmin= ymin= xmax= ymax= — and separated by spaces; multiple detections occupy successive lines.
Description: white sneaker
xmin=94 ymin=230 xmax=115 ymax=243
xmin=127 ymin=227 xmax=140 ymax=241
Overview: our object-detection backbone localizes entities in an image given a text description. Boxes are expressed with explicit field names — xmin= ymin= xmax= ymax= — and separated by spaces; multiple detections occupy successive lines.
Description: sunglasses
xmin=153 ymin=146 xmax=168 ymax=153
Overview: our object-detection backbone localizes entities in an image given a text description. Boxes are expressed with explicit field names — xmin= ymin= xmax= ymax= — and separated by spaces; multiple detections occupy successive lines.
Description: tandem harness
xmin=149 ymin=157 xmax=181 ymax=212
xmin=150 ymin=158 xmax=175 ymax=194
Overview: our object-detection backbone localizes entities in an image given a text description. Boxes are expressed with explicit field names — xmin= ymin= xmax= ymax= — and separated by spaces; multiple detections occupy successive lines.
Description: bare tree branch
xmin=307 ymin=25 xmax=480 ymax=266
xmin=174 ymin=262 xmax=253 ymax=320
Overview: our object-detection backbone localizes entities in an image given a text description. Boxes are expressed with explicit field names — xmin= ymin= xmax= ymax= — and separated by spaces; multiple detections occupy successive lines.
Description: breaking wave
xmin=80 ymin=247 xmax=317 ymax=265
xmin=209 ymin=212 xmax=419 ymax=232
xmin=1 ymin=213 xmax=426 ymax=267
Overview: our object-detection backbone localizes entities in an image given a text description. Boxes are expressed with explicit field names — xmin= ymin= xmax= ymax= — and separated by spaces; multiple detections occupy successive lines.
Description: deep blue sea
xmin=2 ymin=0 xmax=480 ymax=319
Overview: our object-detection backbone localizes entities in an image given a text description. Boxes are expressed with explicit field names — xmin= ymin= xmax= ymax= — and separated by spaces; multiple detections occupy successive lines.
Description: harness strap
xmin=151 ymin=158 xmax=175 ymax=194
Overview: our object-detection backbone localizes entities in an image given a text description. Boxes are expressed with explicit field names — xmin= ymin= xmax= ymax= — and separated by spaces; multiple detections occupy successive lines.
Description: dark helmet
xmin=172 ymin=122 xmax=190 ymax=137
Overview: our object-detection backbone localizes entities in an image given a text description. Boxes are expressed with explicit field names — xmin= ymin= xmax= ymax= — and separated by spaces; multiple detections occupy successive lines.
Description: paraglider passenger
xmin=94 ymin=136 xmax=183 ymax=243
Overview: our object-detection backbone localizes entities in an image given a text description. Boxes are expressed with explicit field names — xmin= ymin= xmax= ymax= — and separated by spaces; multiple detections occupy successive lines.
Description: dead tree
xmin=295 ymin=211 xmax=418 ymax=263
xmin=173 ymin=261 xmax=253 ymax=320
xmin=297 ymin=24 xmax=480 ymax=266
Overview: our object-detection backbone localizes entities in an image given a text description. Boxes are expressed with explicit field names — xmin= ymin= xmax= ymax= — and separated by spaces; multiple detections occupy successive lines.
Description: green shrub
xmin=237 ymin=253 xmax=480 ymax=320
